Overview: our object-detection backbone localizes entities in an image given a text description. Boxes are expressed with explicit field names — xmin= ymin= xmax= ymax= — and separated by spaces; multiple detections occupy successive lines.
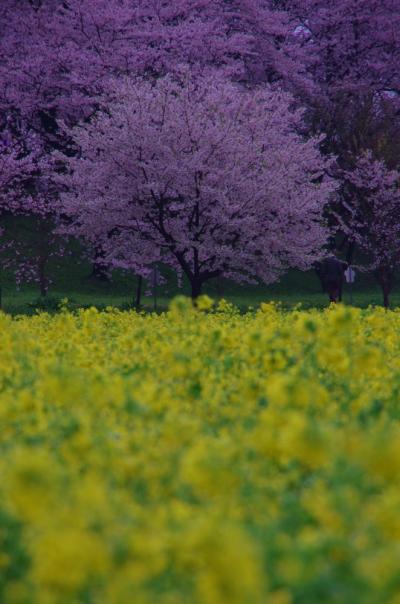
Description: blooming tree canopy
xmin=289 ymin=0 xmax=400 ymax=95
xmin=57 ymin=73 xmax=335 ymax=298
xmin=0 ymin=0 xmax=309 ymax=291
xmin=339 ymin=153 xmax=400 ymax=307
xmin=0 ymin=0 xmax=303 ymax=122
xmin=1 ymin=0 xmax=398 ymax=302
xmin=286 ymin=0 xmax=400 ymax=158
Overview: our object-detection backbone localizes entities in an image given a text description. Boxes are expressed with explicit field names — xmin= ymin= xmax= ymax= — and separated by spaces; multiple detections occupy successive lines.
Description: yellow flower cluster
xmin=0 ymin=300 xmax=400 ymax=603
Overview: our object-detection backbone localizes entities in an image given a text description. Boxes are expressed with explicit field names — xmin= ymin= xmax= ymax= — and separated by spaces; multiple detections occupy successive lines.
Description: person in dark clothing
xmin=315 ymin=256 xmax=348 ymax=302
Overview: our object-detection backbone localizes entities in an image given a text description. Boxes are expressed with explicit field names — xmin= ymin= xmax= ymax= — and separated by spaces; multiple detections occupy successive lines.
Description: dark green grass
xmin=0 ymin=255 xmax=397 ymax=314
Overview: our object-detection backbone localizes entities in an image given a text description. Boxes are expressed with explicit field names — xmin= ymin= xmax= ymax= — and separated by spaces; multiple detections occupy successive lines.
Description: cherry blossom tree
xmin=3 ymin=0 xmax=399 ymax=166
xmin=0 ymin=0 xmax=303 ymax=120
xmin=2 ymin=0 xmax=398 ymax=302
xmin=290 ymin=0 xmax=400 ymax=91
xmin=285 ymin=0 xmax=400 ymax=157
xmin=280 ymin=0 xmax=400 ymax=265
xmin=57 ymin=72 xmax=335 ymax=298
xmin=339 ymin=153 xmax=400 ymax=308
xmin=0 ymin=0 xmax=308 ymax=288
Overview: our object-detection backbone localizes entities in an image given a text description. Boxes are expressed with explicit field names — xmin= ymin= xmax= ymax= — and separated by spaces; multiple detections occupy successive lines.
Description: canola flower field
xmin=1 ymin=298 xmax=400 ymax=604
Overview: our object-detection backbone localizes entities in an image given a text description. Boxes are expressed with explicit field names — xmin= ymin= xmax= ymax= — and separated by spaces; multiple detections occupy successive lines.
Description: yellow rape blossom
xmin=0 ymin=302 xmax=398 ymax=603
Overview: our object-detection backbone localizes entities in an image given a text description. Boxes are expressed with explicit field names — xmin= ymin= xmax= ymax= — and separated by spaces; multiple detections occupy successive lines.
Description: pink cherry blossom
xmin=57 ymin=72 xmax=335 ymax=298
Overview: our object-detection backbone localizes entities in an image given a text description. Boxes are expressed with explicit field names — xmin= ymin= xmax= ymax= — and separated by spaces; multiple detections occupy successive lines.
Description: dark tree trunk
xmin=189 ymin=270 xmax=221 ymax=301
xmin=376 ymin=267 xmax=393 ymax=309
xmin=191 ymin=279 xmax=203 ymax=300
xmin=38 ymin=256 xmax=48 ymax=297
xmin=383 ymin=286 xmax=390 ymax=309
xmin=135 ymin=275 xmax=143 ymax=309
xmin=346 ymin=240 xmax=355 ymax=265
